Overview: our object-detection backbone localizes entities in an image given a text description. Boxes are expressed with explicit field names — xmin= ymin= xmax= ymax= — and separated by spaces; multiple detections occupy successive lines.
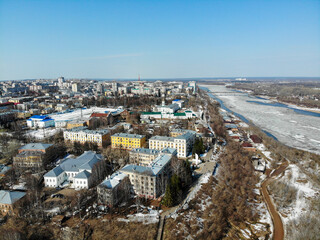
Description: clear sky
xmin=0 ymin=0 xmax=319 ymax=80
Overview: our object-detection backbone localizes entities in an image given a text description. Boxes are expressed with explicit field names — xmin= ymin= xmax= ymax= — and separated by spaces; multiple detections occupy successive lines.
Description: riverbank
xmin=200 ymin=84 xmax=320 ymax=155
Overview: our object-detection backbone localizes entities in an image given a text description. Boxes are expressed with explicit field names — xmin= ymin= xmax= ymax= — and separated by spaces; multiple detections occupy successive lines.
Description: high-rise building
xmin=188 ymin=81 xmax=196 ymax=94
xmin=58 ymin=77 xmax=65 ymax=87
xmin=97 ymin=83 xmax=104 ymax=94
xmin=112 ymin=81 xmax=118 ymax=93
xmin=72 ymin=83 xmax=80 ymax=92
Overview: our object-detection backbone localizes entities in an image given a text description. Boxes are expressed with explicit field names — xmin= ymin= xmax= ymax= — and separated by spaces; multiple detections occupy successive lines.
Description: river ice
xmin=201 ymin=85 xmax=320 ymax=155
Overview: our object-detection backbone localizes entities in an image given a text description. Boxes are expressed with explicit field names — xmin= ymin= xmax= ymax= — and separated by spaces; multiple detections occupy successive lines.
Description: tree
xmin=192 ymin=138 xmax=205 ymax=156
xmin=43 ymin=144 xmax=67 ymax=169
xmin=162 ymin=174 xmax=183 ymax=207
xmin=73 ymin=142 xmax=83 ymax=155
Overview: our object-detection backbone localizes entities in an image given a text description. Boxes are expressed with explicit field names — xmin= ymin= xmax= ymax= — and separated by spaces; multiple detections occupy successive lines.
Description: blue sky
xmin=0 ymin=0 xmax=319 ymax=80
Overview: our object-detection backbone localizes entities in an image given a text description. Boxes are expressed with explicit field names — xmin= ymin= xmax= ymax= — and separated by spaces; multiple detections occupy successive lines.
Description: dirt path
xmin=261 ymin=162 xmax=288 ymax=240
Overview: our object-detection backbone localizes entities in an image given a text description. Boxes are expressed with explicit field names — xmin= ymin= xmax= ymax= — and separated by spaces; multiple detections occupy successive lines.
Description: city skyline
xmin=0 ymin=0 xmax=319 ymax=80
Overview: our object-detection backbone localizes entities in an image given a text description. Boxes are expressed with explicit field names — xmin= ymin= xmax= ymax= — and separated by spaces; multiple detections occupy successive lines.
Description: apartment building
xmin=129 ymin=147 xmax=177 ymax=166
xmin=111 ymin=133 xmax=146 ymax=150
xmin=129 ymin=148 xmax=160 ymax=165
xmin=149 ymin=132 xmax=196 ymax=158
xmin=97 ymin=172 xmax=131 ymax=207
xmin=13 ymin=143 xmax=53 ymax=170
xmin=120 ymin=154 xmax=172 ymax=199
xmin=63 ymin=127 xmax=110 ymax=147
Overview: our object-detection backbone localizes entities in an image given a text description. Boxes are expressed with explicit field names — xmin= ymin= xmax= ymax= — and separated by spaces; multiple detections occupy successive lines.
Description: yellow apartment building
xmin=111 ymin=133 xmax=146 ymax=150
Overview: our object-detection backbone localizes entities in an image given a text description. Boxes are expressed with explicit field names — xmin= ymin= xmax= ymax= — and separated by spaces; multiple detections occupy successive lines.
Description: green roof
xmin=174 ymin=113 xmax=186 ymax=116
xmin=141 ymin=112 xmax=161 ymax=115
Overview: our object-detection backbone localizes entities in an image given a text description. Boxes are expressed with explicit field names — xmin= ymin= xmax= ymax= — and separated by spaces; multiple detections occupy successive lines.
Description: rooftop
xmin=112 ymin=133 xmax=145 ymax=139
xmin=131 ymin=148 xmax=160 ymax=155
xmin=149 ymin=136 xmax=174 ymax=142
xmin=44 ymin=151 xmax=102 ymax=177
xmin=64 ymin=126 xmax=110 ymax=135
xmin=121 ymin=153 xmax=171 ymax=176
xmin=0 ymin=190 xmax=26 ymax=205
xmin=74 ymin=170 xmax=91 ymax=179
xmin=20 ymin=143 xmax=53 ymax=151
xmin=100 ymin=171 xmax=128 ymax=189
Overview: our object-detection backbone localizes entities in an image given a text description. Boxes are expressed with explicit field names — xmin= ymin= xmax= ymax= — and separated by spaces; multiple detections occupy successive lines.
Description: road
xmin=261 ymin=162 xmax=288 ymax=240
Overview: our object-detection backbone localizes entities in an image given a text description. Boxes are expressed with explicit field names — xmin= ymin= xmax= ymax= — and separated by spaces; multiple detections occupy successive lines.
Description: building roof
xmin=100 ymin=171 xmax=128 ymax=189
xmin=173 ymin=113 xmax=186 ymax=117
xmin=0 ymin=190 xmax=26 ymax=205
xmin=112 ymin=133 xmax=145 ymax=139
xmin=90 ymin=112 xmax=110 ymax=118
xmin=44 ymin=166 xmax=64 ymax=177
xmin=121 ymin=153 xmax=171 ymax=176
xmin=0 ymin=165 xmax=11 ymax=175
xmin=141 ymin=112 xmax=162 ymax=115
xmin=149 ymin=136 xmax=174 ymax=142
xmin=250 ymin=135 xmax=262 ymax=144
xmin=29 ymin=115 xmax=47 ymax=119
xmin=131 ymin=148 xmax=160 ymax=155
xmin=175 ymin=132 xmax=196 ymax=140
xmin=160 ymin=148 xmax=177 ymax=155
xmin=64 ymin=126 xmax=110 ymax=135
xmin=225 ymin=124 xmax=238 ymax=129
xmin=20 ymin=143 xmax=53 ymax=151
xmin=74 ymin=170 xmax=91 ymax=179
xmin=44 ymin=151 xmax=102 ymax=177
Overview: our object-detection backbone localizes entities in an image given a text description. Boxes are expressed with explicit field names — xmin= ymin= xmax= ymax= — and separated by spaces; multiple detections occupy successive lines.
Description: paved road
xmin=261 ymin=162 xmax=288 ymax=240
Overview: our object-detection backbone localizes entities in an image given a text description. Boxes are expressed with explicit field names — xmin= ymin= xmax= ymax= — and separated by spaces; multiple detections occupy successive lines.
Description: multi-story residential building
xmin=149 ymin=132 xmax=196 ymax=158
xmin=97 ymin=172 xmax=131 ymax=207
xmin=0 ymin=190 xmax=26 ymax=216
xmin=129 ymin=148 xmax=160 ymax=165
xmin=44 ymin=151 xmax=102 ymax=189
xmin=120 ymin=153 xmax=172 ymax=199
xmin=27 ymin=115 xmax=55 ymax=128
xmin=63 ymin=127 xmax=110 ymax=147
xmin=13 ymin=143 xmax=53 ymax=170
xmin=111 ymin=133 xmax=146 ymax=150
xmin=129 ymin=147 xmax=177 ymax=166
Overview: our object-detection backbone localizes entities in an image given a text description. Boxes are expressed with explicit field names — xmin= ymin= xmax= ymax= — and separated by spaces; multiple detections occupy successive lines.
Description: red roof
xmin=242 ymin=142 xmax=253 ymax=148
xmin=250 ymin=135 xmax=262 ymax=144
xmin=90 ymin=112 xmax=109 ymax=118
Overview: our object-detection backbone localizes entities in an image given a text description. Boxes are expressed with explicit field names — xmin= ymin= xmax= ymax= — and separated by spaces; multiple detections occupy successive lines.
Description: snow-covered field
xmin=201 ymin=85 xmax=320 ymax=155
xmin=118 ymin=207 xmax=160 ymax=225
xmin=275 ymin=164 xmax=318 ymax=224
xmin=25 ymin=128 xmax=61 ymax=139
xmin=49 ymin=107 xmax=121 ymax=121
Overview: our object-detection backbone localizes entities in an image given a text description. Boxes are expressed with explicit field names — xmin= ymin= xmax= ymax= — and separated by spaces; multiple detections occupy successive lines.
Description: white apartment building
xmin=149 ymin=132 xmax=196 ymax=158
xmin=63 ymin=126 xmax=110 ymax=146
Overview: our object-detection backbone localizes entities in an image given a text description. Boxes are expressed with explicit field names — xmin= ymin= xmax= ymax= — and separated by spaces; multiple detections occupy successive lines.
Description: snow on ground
xmin=25 ymin=127 xmax=61 ymax=139
xmin=117 ymin=208 xmax=160 ymax=224
xmin=255 ymin=199 xmax=273 ymax=239
xmin=12 ymin=182 xmax=26 ymax=190
xmin=181 ymin=173 xmax=211 ymax=208
xmin=278 ymin=164 xmax=318 ymax=226
xmin=44 ymin=207 xmax=60 ymax=214
xmin=49 ymin=107 xmax=121 ymax=121
xmin=201 ymin=85 xmax=320 ymax=155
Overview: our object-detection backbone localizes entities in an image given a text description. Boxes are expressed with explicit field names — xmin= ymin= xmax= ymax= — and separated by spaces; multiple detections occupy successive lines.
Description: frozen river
xmin=200 ymin=85 xmax=320 ymax=155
